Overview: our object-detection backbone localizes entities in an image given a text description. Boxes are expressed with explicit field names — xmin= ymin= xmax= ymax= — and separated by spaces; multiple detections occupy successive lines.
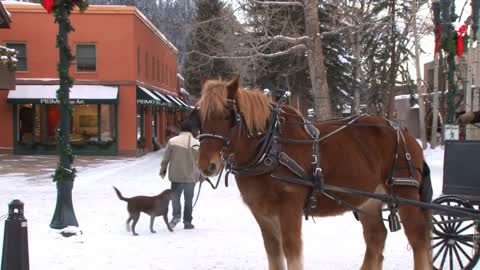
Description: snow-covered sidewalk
xmin=0 ymin=147 xmax=446 ymax=269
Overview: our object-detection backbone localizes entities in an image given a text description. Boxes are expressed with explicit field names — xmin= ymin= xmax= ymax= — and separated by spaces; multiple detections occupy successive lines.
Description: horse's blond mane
xmin=197 ymin=79 xmax=271 ymax=134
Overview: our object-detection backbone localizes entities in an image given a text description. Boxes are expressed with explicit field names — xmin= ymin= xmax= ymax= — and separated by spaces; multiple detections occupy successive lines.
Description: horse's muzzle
xmin=202 ymin=162 xmax=217 ymax=177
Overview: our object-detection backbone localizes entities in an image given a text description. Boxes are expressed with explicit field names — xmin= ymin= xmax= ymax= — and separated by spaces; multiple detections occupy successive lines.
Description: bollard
xmin=1 ymin=200 xmax=29 ymax=270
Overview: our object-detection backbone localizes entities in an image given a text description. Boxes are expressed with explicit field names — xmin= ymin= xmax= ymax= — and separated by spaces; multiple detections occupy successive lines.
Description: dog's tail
xmin=113 ymin=186 xmax=128 ymax=202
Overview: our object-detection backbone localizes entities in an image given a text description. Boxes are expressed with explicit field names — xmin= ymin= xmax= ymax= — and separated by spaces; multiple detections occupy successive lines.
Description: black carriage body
xmin=443 ymin=140 xmax=480 ymax=197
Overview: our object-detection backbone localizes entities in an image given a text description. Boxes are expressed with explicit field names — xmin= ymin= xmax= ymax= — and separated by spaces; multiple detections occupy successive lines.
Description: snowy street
xmin=0 ymin=147 xmax=448 ymax=269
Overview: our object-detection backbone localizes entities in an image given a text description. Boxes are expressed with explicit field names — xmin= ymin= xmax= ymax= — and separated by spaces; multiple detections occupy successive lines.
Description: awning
xmin=165 ymin=94 xmax=185 ymax=108
xmin=172 ymin=96 xmax=189 ymax=107
xmin=7 ymin=85 xmax=118 ymax=104
xmin=150 ymin=90 xmax=173 ymax=107
xmin=137 ymin=86 xmax=162 ymax=106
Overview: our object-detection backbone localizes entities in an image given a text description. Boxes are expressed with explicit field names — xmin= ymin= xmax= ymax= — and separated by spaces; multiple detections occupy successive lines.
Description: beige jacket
xmin=160 ymin=132 xmax=200 ymax=183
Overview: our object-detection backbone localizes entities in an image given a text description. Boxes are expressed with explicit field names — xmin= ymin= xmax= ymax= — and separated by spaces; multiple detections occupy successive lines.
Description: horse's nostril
xmin=207 ymin=163 xmax=217 ymax=174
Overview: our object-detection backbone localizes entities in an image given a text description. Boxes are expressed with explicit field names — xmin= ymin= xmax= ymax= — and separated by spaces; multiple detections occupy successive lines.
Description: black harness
xmin=198 ymin=97 xmax=419 ymax=222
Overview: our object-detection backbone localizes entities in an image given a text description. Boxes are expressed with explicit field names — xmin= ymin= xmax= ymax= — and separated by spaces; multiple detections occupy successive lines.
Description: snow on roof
xmin=2 ymin=0 xmax=40 ymax=5
xmin=0 ymin=45 xmax=16 ymax=53
xmin=395 ymin=93 xmax=431 ymax=100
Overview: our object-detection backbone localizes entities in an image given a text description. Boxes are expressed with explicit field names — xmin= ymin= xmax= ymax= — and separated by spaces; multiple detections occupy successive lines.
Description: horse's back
xmin=313 ymin=115 xmax=424 ymax=188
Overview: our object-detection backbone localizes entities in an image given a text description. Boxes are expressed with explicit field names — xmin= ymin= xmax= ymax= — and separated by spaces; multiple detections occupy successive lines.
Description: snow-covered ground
xmin=0 ymin=146 xmax=455 ymax=269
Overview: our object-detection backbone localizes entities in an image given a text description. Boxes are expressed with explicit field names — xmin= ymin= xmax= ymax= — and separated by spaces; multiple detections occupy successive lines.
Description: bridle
xmin=197 ymin=98 xmax=243 ymax=151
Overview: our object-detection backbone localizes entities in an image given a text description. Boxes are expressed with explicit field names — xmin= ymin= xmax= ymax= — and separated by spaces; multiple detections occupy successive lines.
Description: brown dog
xmin=113 ymin=186 xmax=176 ymax=236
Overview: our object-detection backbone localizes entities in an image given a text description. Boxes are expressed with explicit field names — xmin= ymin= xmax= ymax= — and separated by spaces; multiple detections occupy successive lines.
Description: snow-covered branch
xmin=271 ymin=35 xmax=311 ymax=43
xmin=256 ymin=44 xmax=306 ymax=58
xmin=254 ymin=0 xmax=304 ymax=7
xmin=187 ymin=44 xmax=306 ymax=60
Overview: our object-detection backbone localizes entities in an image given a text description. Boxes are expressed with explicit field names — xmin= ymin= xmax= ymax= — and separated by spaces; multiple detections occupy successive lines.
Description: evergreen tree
xmin=361 ymin=0 xmax=429 ymax=115
xmin=183 ymin=0 xmax=234 ymax=95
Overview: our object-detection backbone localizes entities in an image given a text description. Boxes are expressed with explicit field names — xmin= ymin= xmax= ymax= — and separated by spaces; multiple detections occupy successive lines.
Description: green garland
xmin=46 ymin=0 xmax=88 ymax=182
xmin=435 ymin=0 xmax=461 ymax=124
xmin=472 ymin=0 xmax=480 ymax=40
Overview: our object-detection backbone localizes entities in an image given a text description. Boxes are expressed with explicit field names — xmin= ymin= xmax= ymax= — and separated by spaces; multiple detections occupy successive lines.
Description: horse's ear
xmin=227 ymin=75 xmax=240 ymax=99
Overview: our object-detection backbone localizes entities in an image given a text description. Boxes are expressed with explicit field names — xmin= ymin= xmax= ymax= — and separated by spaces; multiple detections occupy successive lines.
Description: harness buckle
xmin=312 ymin=154 xmax=318 ymax=164
xmin=405 ymin=153 xmax=411 ymax=160
xmin=314 ymin=167 xmax=322 ymax=176
xmin=264 ymin=157 xmax=273 ymax=166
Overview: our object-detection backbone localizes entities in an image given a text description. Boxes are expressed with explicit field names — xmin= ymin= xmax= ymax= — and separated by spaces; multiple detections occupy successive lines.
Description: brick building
xmin=0 ymin=3 xmax=189 ymax=155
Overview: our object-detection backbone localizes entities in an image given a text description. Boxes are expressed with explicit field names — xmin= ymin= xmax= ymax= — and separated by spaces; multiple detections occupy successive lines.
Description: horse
xmin=191 ymin=76 xmax=432 ymax=270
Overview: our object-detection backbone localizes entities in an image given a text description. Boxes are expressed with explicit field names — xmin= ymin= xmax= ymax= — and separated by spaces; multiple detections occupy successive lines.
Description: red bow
xmin=42 ymin=0 xmax=80 ymax=13
xmin=42 ymin=0 xmax=54 ymax=13
xmin=434 ymin=24 xmax=443 ymax=54
xmin=457 ymin=24 xmax=467 ymax=57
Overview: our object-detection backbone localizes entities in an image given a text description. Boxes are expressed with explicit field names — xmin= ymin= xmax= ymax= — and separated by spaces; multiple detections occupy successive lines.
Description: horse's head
xmin=193 ymin=75 xmax=271 ymax=176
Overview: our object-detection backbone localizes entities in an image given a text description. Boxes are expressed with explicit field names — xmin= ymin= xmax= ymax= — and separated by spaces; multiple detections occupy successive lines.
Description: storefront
xmin=7 ymin=85 xmax=118 ymax=155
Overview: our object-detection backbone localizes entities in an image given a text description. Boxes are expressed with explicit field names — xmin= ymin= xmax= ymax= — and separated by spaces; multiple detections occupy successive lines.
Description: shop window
xmin=76 ymin=44 xmax=96 ymax=72
xmin=137 ymin=105 xmax=144 ymax=141
xmin=17 ymin=104 xmax=35 ymax=143
xmin=152 ymin=107 xmax=157 ymax=138
xmin=16 ymin=103 xmax=117 ymax=148
xmin=6 ymin=43 xmax=27 ymax=71
xmin=44 ymin=105 xmax=60 ymax=142
xmin=100 ymin=104 xmax=116 ymax=142
xmin=72 ymin=104 xmax=98 ymax=143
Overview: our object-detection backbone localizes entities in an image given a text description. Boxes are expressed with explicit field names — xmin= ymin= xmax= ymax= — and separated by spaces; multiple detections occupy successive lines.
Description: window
xmin=76 ymin=44 xmax=96 ymax=72
xmin=6 ymin=43 xmax=27 ymax=71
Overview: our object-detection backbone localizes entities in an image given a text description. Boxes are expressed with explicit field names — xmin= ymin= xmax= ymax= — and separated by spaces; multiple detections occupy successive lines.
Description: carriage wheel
xmin=432 ymin=195 xmax=480 ymax=270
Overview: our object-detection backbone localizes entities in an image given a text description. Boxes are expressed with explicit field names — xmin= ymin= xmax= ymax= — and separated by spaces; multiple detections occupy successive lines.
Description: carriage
xmin=431 ymin=140 xmax=480 ymax=270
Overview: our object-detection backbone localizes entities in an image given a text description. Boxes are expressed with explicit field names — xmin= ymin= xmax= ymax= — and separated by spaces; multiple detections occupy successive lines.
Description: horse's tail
xmin=113 ymin=186 xmax=128 ymax=202
xmin=419 ymin=161 xmax=433 ymax=257
xmin=419 ymin=162 xmax=433 ymax=203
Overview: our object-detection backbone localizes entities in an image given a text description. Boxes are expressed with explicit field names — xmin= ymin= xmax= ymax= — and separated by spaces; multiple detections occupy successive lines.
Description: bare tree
xmin=413 ymin=0 xmax=427 ymax=149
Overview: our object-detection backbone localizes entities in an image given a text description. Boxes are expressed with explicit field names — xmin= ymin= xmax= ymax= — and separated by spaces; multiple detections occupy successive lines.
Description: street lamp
xmin=40 ymin=0 xmax=88 ymax=230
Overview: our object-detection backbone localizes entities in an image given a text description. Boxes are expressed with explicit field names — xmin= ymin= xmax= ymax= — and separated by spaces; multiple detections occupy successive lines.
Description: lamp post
xmin=40 ymin=0 xmax=88 ymax=230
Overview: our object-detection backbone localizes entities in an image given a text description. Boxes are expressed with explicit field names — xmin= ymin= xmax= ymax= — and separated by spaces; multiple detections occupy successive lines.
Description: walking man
xmin=160 ymin=119 xmax=200 ymax=229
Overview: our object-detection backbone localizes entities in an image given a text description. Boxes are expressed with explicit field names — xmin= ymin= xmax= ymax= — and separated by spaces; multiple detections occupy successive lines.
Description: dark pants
xmin=170 ymin=182 xmax=196 ymax=224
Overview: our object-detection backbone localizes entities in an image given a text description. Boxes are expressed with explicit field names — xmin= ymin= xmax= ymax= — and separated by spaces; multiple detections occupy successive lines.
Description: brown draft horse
xmin=193 ymin=76 xmax=432 ymax=270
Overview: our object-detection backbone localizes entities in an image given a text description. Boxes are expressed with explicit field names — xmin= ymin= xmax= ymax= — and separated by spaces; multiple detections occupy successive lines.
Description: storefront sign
xmin=40 ymin=99 xmax=86 ymax=105
xmin=137 ymin=99 xmax=162 ymax=105
xmin=444 ymin=124 xmax=459 ymax=140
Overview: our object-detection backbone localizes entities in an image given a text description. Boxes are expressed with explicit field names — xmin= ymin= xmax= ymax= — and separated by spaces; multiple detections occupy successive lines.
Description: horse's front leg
xmin=279 ymin=204 xmax=304 ymax=270
xmin=253 ymin=213 xmax=286 ymax=270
